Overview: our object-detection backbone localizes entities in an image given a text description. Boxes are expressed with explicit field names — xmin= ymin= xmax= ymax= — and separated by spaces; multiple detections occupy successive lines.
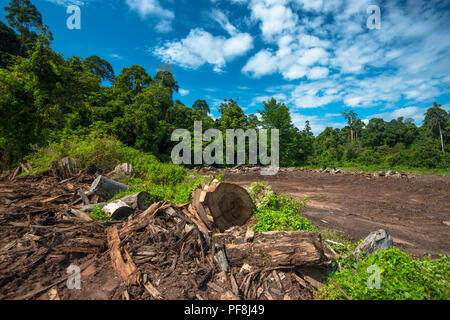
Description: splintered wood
xmin=107 ymin=226 xmax=140 ymax=286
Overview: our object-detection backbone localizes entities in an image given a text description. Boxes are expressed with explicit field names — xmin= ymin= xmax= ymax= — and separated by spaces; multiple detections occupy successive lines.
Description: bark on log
xmin=89 ymin=175 xmax=131 ymax=201
xmin=191 ymin=181 xmax=255 ymax=232
xmin=120 ymin=192 xmax=150 ymax=211
xmin=103 ymin=200 xmax=134 ymax=219
xmin=213 ymin=231 xmax=327 ymax=268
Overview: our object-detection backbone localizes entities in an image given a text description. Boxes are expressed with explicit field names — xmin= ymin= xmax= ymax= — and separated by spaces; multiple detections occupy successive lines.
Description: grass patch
xmin=316 ymin=247 xmax=450 ymax=300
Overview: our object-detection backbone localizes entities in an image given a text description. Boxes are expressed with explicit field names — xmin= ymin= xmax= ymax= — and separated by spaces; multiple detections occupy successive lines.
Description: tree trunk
xmin=213 ymin=231 xmax=326 ymax=268
xmin=439 ymin=123 xmax=445 ymax=153
xmin=103 ymin=200 xmax=134 ymax=219
xmin=61 ymin=157 xmax=73 ymax=180
xmin=89 ymin=175 xmax=131 ymax=201
xmin=191 ymin=181 xmax=255 ymax=232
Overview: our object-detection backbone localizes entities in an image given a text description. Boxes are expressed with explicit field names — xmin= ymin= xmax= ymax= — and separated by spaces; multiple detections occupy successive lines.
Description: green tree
xmin=115 ymin=65 xmax=152 ymax=94
xmin=0 ymin=21 xmax=21 ymax=67
xmin=192 ymin=99 xmax=210 ymax=114
xmin=82 ymin=55 xmax=115 ymax=83
xmin=341 ymin=109 xmax=358 ymax=142
xmin=4 ymin=0 xmax=42 ymax=56
xmin=424 ymin=102 xmax=449 ymax=153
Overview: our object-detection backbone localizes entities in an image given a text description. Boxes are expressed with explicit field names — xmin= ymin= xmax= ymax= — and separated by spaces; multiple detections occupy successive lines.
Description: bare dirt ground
xmin=224 ymin=169 xmax=450 ymax=257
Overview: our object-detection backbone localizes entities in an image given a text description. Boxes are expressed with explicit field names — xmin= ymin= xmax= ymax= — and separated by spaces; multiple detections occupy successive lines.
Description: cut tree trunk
xmin=120 ymin=192 xmax=151 ymax=211
xmin=213 ymin=231 xmax=327 ymax=268
xmin=89 ymin=175 xmax=131 ymax=201
xmin=61 ymin=157 xmax=73 ymax=179
xmin=103 ymin=200 xmax=134 ymax=219
xmin=191 ymin=181 xmax=255 ymax=232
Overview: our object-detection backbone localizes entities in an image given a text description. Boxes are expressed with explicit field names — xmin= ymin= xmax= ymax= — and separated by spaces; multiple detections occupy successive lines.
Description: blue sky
xmin=1 ymin=0 xmax=450 ymax=134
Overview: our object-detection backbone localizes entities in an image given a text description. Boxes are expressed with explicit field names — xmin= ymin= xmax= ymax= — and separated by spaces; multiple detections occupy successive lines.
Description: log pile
xmin=0 ymin=159 xmax=334 ymax=300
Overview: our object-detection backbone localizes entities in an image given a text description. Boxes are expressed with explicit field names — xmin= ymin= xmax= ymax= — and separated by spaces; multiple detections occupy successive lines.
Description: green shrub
xmin=252 ymin=192 xmax=316 ymax=232
xmin=316 ymin=247 xmax=450 ymax=300
xmin=89 ymin=206 xmax=111 ymax=221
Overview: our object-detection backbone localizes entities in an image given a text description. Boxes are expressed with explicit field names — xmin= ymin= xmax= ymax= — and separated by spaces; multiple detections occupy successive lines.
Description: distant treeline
xmin=0 ymin=1 xmax=449 ymax=170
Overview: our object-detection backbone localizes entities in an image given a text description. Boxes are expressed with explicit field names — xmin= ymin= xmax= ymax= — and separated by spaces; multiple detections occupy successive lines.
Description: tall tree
xmin=424 ymin=102 xmax=449 ymax=153
xmin=155 ymin=64 xmax=179 ymax=92
xmin=192 ymin=99 xmax=210 ymax=114
xmin=82 ymin=55 xmax=115 ymax=83
xmin=341 ymin=109 xmax=358 ymax=142
xmin=115 ymin=65 xmax=152 ymax=93
xmin=4 ymin=0 xmax=42 ymax=56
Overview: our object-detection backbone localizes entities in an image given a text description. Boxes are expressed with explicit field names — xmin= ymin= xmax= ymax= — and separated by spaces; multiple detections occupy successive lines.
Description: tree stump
xmin=191 ymin=181 xmax=255 ymax=232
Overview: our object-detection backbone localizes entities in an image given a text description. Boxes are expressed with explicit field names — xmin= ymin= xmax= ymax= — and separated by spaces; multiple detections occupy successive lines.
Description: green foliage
xmin=89 ymin=206 xmax=110 ymax=221
xmin=316 ymin=247 xmax=450 ymax=300
xmin=252 ymin=192 xmax=316 ymax=232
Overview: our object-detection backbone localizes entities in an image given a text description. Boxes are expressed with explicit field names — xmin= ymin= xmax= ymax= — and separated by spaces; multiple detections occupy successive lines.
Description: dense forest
xmin=1 ymin=0 xmax=449 ymax=171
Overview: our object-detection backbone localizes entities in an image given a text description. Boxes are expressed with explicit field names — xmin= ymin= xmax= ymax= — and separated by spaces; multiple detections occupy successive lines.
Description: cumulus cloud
xmin=236 ymin=0 xmax=450 ymax=111
xmin=153 ymin=10 xmax=253 ymax=72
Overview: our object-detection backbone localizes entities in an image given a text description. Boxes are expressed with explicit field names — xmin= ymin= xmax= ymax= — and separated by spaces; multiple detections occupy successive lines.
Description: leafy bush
xmin=89 ymin=206 xmax=111 ymax=221
xmin=316 ymin=247 xmax=450 ymax=300
xmin=26 ymin=130 xmax=205 ymax=204
xmin=252 ymin=192 xmax=316 ymax=232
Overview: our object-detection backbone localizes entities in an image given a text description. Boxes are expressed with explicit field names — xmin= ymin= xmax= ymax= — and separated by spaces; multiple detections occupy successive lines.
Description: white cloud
xmin=154 ymin=19 xmax=253 ymax=72
xmin=126 ymin=0 xmax=175 ymax=33
xmin=178 ymin=88 xmax=190 ymax=96
xmin=371 ymin=107 xmax=427 ymax=123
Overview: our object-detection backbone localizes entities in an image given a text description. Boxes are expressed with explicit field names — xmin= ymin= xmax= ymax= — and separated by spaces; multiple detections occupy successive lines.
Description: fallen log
xmin=191 ymin=181 xmax=255 ymax=232
xmin=79 ymin=192 xmax=150 ymax=213
xmin=120 ymin=192 xmax=150 ymax=211
xmin=103 ymin=200 xmax=134 ymax=219
xmin=213 ymin=231 xmax=327 ymax=268
xmin=89 ymin=175 xmax=131 ymax=201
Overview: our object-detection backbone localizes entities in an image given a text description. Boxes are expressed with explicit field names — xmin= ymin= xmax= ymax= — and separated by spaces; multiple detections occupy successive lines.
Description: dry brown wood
xmin=70 ymin=208 xmax=94 ymax=222
xmin=143 ymin=277 xmax=163 ymax=300
xmin=107 ymin=226 xmax=140 ymax=286
xmin=118 ymin=201 xmax=173 ymax=239
xmin=214 ymin=231 xmax=326 ymax=268
xmin=10 ymin=257 xmax=97 ymax=300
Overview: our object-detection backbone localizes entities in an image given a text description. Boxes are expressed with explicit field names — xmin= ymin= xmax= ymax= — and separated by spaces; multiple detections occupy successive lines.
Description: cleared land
xmin=224 ymin=169 xmax=450 ymax=257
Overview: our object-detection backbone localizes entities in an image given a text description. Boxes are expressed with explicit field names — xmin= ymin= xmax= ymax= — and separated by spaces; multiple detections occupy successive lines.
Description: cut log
xmin=213 ymin=231 xmax=327 ymax=268
xmin=89 ymin=175 xmax=131 ymax=201
xmin=120 ymin=192 xmax=150 ymax=211
xmin=103 ymin=200 xmax=134 ymax=219
xmin=191 ymin=181 xmax=255 ymax=232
